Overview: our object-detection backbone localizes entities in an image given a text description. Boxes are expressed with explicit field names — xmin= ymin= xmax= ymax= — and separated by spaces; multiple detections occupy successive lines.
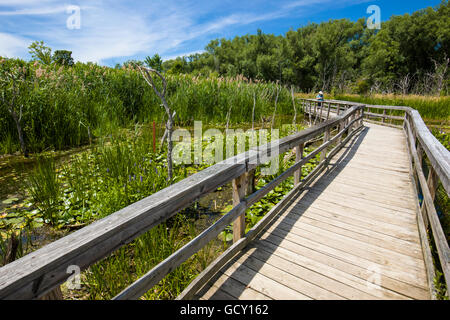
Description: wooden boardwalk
xmin=2 ymin=99 xmax=447 ymax=301
xmin=194 ymin=123 xmax=430 ymax=300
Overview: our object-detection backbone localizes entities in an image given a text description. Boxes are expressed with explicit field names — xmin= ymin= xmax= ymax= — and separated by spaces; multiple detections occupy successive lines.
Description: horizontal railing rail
xmin=300 ymin=97 xmax=450 ymax=299
xmin=0 ymin=104 xmax=364 ymax=300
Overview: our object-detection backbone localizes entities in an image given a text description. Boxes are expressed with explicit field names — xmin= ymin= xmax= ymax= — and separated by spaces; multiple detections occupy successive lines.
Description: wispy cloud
xmin=0 ymin=6 xmax=67 ymax=16
xmin=0 ymin=0 xmax=367 ymax=64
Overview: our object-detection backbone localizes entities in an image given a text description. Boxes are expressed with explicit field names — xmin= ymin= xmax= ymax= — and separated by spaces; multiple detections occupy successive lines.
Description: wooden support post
xmin=319 ymin=103 xmax=324 ymax=122
xmin=337 ymin=104 xmax=341 ymax=116
xmin=313 ymin=102 xmax=318 ymax=125
xmin=358 ymin=109 xmax=363 ymax=127
xmin=348 ymin=113 xmax=354 ymax=132
xmin=320 ymin=129 xmax=330 ymax=163
xmin=294 ymin=143 xmax=304 ymax=186
xmin=338 ymin=120 xmax=345 ymax=144
xmin=246 ymin=169 xmax=256 ymax=195
xmin=326 ymin=103 xmax=331 ymax=121
xmin=232 ymin=173 xmax=248 ymax=243
xmin=308 ymin=102 xmax=312 ymax=126
xmin=382 ymin=109 xmax=386 ymax=123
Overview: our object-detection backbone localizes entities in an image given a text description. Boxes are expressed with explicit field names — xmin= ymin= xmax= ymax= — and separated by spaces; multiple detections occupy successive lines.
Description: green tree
xmin=145 ymin=54 xmax=163 ymax=72
xmin=52 ymin=50 xmax=74 ymax=66
xmin=28 ymin=41 xmax=52 ymax=65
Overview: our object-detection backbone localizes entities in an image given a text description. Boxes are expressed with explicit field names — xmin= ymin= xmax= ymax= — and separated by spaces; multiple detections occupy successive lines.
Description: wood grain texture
xmin=196 ymin=123 xmax=431 ymax=300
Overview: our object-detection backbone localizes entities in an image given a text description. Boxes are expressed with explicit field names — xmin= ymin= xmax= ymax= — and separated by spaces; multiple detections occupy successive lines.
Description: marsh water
xmin=0 ymin=116 xmax=305 ymax=256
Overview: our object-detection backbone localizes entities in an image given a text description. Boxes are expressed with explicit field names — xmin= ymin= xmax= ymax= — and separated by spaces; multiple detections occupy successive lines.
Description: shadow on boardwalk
xmin=199 ymin=126 xmax=370 ymax=299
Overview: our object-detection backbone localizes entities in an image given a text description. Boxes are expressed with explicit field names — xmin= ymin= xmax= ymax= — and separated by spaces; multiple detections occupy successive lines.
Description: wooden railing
xmin=300 ymin=98 xmax=450 ymax=299
xmin=0 ymin=104 xmax=364 ymax=300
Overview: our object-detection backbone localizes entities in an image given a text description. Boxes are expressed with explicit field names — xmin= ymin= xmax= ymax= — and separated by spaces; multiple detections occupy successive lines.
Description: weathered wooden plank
xmin=256 ymin=237 xmax=429 ymax=300
xmin=233 ymin=174 xmax=248 ymax=243
xmin=294 ymin=143 xmax=304 ymax=186
xmin=265 ymin=217 xmax=426 ymax=274
xmin=197 ymin=270 xmax=271 ymax=300
xmin=232 ymin=248 xmax=346 ymax=300
xmin=280 ymin=212 xmax=422 ymax=259
xmin=218 ymin=256 xmax=312 ymax=300
xmin=252 ymin=241 xmax=412 ymax=300
xmin=288 ymin=203 xmax=420 ymax=243
xmin=260 ymin=226 xmax=428 ymax=289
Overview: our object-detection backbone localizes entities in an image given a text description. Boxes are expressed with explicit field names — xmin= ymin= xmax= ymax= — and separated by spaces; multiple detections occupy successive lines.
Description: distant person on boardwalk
xmin=316 ymin=91 xmax=324 ymax=107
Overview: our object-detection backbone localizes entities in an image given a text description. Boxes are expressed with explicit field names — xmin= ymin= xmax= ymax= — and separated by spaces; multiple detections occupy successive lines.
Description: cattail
xmin=35 ymin=67 xmax=44 ymax=78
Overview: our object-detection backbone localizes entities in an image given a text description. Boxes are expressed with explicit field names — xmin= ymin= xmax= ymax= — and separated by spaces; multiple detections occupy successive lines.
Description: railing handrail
xmin=0 ymin=104 xmax=364 ymax=299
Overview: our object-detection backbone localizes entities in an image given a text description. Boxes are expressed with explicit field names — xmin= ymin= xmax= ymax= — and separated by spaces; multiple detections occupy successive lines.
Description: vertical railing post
xmin=420 ymin=167 xmax=439 ymax=230
xmin=337 ymin=104 xmax=341 ymax=116
xmin=382 ymin=109 xmax=386 ymax=123
xmin=349 ymin=110 xmax=355 ymax=132
xmin=309 ymin=101 xmax=313 ymax=126
xmin=232 ymin=173 xmax=248 ymax=243
xmin=321 ymin=128 xmax=330 ymax=163
xmin=319 ymin=103 xmax=324 ymax=122
xmin=326 ymin=103 xmax=331 ymax=121
xmin=338 ymin=118 xmax=345 ymax=144
xmin=358 ymin=108 xmax=363 ymax=127
xmin=294 ymin=143 xmax=304 ymax=186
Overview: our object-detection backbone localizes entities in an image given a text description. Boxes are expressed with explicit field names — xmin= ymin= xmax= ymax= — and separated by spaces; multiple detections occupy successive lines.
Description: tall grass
xmin=0 ymin=58 xmax=293 ymax=154
xmin=26 ymin=156 xmax=62 ymax=225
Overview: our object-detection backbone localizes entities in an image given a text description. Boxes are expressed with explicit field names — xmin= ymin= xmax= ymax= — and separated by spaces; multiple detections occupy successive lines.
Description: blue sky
xmin=0 ymin=0 xmax=444 ymax=66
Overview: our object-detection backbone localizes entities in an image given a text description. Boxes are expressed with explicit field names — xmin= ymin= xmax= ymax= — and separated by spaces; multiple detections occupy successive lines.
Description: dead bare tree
xmin=396 ymin=73 xmax=413 ymax=95
xmin=137 ymin=65 xmax=174 ymax=181
xmin=431 ymin=54 xmax=449 ymax=96
xmin=370 ymin=80 xmax=382 ymax=94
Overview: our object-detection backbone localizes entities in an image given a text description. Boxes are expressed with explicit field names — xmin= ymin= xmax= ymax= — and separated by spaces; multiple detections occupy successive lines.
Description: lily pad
xmin=2 ymin=197 xmax=19 ymax=205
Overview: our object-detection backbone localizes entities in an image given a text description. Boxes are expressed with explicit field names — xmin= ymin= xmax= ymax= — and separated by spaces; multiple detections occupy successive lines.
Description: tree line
xmin=147 ymin=1 xmax=449 ymax=96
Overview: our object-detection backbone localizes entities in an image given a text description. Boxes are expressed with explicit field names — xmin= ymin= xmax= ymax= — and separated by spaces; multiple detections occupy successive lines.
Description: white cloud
xmin=0 ymin=32 xmax=30 ymax=58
